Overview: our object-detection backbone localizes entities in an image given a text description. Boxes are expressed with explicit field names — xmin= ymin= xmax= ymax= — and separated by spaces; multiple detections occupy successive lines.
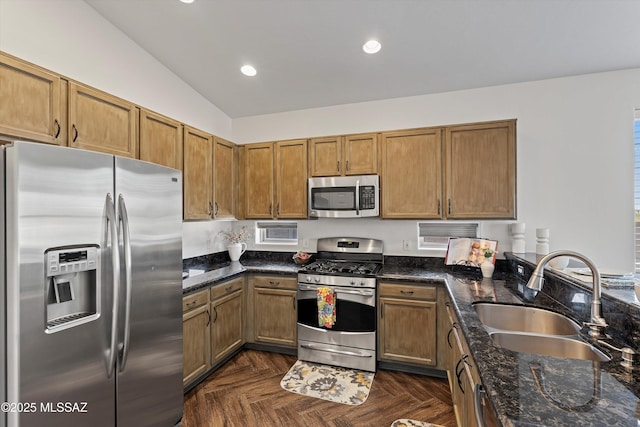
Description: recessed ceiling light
xmin=179 ymin=0 xmax=195 ymax=3
xmin=240 ymin=65 xmax=257 ymax=77
xmin=362 ymin=40 xmax=382 ymax=54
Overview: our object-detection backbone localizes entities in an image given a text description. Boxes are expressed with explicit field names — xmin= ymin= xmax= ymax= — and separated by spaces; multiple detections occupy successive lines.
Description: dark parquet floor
xmin=183 ymin=349 xmax=457 ymax=427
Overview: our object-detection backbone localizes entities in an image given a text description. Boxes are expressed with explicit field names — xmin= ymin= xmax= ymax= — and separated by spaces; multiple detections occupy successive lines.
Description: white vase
xmin=227 ymin=242 xmax=247 ymax=262
xmin=481 ymin=261 xmax=495 ymax=278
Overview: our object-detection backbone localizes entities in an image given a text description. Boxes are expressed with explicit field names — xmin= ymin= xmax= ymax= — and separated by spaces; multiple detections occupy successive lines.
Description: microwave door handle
xmin=355 ymin=179 xmax=360 ymax=215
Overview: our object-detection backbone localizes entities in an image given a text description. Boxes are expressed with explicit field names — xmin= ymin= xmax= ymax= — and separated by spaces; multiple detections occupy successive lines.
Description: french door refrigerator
xmin=1 ymin=141 xmax=183 ymax=426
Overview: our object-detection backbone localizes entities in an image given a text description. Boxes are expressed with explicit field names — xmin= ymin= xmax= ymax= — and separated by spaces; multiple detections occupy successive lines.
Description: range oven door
xmin=297 ymin=284 xmax=375 ymax=332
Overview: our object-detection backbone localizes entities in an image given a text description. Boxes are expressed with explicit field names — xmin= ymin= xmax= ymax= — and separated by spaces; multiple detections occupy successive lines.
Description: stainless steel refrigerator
xmin=0 ymin=141 xmax=183 ymax=426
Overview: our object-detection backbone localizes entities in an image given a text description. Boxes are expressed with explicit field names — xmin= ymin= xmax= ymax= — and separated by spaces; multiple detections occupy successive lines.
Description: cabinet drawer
xmin=378 ymin=283 xmax=436 ymax=300
xmin=210 ymin=277 xmax=244 ymax=300
xmin=182 ymin=289 xmax=209 ymax=312
xmin=252 ymin=275 xmax=297 ymax=290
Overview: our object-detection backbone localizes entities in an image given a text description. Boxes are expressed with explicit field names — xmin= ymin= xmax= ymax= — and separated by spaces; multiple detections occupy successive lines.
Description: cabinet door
xmin=0 ymin=53 xmax=64 ymax=145
xmin=214 ymin=137 xmax=235 ymax=219
xmin=183 ymin=304 xmax=211 ymax=387
xmin=308 ymin=136 xmax=341 ymax=176
xmin=253 ymin=287 xmax=297 ymax=347
xmin=381 ymin=128 xmax=442 ymax=218
xmin=275 ymin=139 xmax=307 ymax=218
xmin=183 ymin=126 xmax=213 ymax=219
xmin=68 ymin=82 xmax=138 ymax=157
xmin=378 ymin=296 xmax=437 ymax=365
xmin=245 ymin=142 xmax=274 ymax=218
xmin=139 ymin=108 xmax=183 ymax=170
xmin=211 ymin=290 xmax=244 ymax=363
xmin=343 ymin=133 xmax=378 ymax=175
xmin=445 ymin=120 xmax=516 ymax=219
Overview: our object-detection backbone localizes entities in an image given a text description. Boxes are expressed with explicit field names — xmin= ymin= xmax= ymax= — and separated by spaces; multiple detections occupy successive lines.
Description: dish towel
xmin=317 ymin=287 xmax=336 ymax=328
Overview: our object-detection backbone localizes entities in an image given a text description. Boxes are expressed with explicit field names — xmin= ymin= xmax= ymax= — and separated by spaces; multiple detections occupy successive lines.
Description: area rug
xmin=390 ymin=420 xmax=445 ymax=427
xmin=279 ymin=360 xmax=374 ymax=405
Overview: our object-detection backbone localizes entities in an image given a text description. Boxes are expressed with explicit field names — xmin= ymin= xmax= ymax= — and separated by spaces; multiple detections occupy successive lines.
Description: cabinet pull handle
xmin=209 ymin=202 xmax=214 ymax=217
xmin=186 ymin=300 xmax=197 ymax=308
xmin=215 ymin=202 xmax=219 ymax=216
xmin=292 ymin=297 xmax=296 ymax=310
xmin=447 ymin=323 xmax=457 ymax=349
xmin=269 ymin=281 xmax=280 ymax=286
xmin=400 ymin=290 xmax=414 ymax=295
xmin=456 ymin=356 xmax=467 ymax=394
xmin=336 ymin=161 xmax=340 ymax=172
xmin=54 ymin=119 xmax=61 ymax=138
xmin=225 ymin=285 xmax=233 ymax=292
xmin=206 ymin=309 xmax=211 ymax=327
xmin=437 ymin=199 xmax=441 ymax=216
xmin=346 ymin=160 xmax=349 ymax=171
xmin=213 ymin=306 xmax=218 ymax=323
xmin=448 ymin=199 xmax=452 ymax=215
xmin=269 ymin=203 xmax=272 ymax=215
xmin=72 ymin=124 xmax=78 ymax=142
xmin=380 ymin=302 xmax=384 ymax=319
xmin=277 ymin=203 xmax=280 ymax=216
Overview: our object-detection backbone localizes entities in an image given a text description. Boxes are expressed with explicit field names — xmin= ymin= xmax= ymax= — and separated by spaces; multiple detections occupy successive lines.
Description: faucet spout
xmin=525 ymin=250 xmax=607 ymax=339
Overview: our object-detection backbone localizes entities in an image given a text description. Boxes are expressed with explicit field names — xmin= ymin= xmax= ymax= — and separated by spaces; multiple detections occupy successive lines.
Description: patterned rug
xmin=390 ymin=420 xmax=445 ymax=427
xmin=279 ymin=360 xmax=374 ymax=405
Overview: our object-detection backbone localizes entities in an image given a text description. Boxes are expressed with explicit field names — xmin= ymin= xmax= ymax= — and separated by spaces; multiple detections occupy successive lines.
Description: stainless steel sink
xmin=489 ymin=332 xmax=611 ymax=362
xmin=473 ymin=303 xmax=581 ymax=335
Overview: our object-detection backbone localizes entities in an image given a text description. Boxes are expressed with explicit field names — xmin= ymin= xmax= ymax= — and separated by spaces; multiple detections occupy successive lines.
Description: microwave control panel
xmin=359 ymin=186 xmax=376 ymax=210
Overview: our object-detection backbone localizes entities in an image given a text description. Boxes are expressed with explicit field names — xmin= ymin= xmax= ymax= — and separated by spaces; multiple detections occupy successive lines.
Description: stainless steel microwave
xmin=308 ymin=175 xmax=379 ymax=218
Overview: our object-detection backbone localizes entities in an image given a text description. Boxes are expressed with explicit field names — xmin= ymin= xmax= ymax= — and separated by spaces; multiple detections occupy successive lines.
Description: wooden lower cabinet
xmin=247 ymin=275 xmax=297 ymax=347
xmin=182 ymin=289 xmax=211 ymax=387
xmin=445 ymin=299 xmax=498 ymax=427
xmin=210 ymin=277 xmax=245 ymax=363
xmin=378 ymin=282 xmax=438 ymax=366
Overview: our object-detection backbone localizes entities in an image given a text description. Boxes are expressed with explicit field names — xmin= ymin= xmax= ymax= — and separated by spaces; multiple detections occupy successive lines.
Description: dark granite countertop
xmin=182 ymin=253 xmax=640 ymax=426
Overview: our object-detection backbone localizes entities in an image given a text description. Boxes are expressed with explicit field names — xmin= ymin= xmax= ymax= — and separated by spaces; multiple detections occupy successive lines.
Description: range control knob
xmin=314 ymin=277 xmax=320 ymax=283
xmin=350 ymin=280 xmax=356 ymax=286
xmin=306 ymin=276 xmax=312 ymax=282
xmin=360 ymin=282 xmax=366 ymax=287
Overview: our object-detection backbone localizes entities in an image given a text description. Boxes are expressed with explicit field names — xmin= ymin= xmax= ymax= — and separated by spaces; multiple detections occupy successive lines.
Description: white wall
xmin=234 ymin=70 xmax=640 ymax=271
xmin=0 ymin=0 xmax=235 ymax=259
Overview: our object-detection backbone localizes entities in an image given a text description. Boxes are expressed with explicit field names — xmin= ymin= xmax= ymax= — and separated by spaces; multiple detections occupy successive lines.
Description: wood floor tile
xmin=183 ymin=349 xmax=457 ymax=427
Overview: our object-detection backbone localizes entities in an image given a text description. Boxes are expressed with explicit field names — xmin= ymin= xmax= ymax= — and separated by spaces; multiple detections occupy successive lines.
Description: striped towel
xmin=317 ymin=287 xmax=336 ymax=328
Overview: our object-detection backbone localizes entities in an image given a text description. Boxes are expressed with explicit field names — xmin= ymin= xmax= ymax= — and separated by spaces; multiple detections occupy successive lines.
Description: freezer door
xmin=114 ymin=157 xmax=183 ymax=427
xmin=3 ymin=142 xmax=116 ymax=427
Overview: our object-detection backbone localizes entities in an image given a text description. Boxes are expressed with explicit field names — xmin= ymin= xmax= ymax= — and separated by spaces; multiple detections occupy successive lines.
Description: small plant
xmin=219 ymin=226 xmax=250 ymax=244
xmin=482 ymin=248 xmax=495 ymax=259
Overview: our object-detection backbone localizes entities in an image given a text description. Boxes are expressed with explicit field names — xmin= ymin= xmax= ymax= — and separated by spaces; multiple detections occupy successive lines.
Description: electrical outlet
xmin=206 ymin=238 xmax=213 ymax=249
xmin=302 ymin=239 xmax=309 ymax=248
xmin=403 ymin=240 xmax=411 ymax=251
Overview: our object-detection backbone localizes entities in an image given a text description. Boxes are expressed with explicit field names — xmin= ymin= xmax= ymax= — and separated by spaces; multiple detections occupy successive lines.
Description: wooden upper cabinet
xmin=213 ymin=137 xmax=235 ymax=219
xmin=0 ymin=52 xmax=65 ymax=145
xmin=343 ymin=133 xmax=378 ymax=175
xmin=68 ymin=82 xmax=138 ymax=157
xmin=275 ymin=139 xmax=308 ymax=218
xmin=183 ymin=126 xmax=213 ymax=220
xmin=244 ymin=142 xmax=274 ymax=218
xmin=308 ymin=136 xmax=341 ymax=176
xmin=381 ymin=128 xmax=443 ymax=219
xmin=445 ymin=120 xmax=516 ymax=219
xmin=139 ymin=108 xmax=183 ymax=169
xmin=309 ymin=133 xmax=378 ymax=176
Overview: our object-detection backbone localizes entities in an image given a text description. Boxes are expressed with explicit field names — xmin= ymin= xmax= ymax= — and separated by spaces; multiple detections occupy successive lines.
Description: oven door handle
xmin=355 ymin=179 xmax=360 ymax=216
xmin=300 ymin=343 xmax=373 ymax=358
xmin=298 ymin=284 xmax=374 ymax=296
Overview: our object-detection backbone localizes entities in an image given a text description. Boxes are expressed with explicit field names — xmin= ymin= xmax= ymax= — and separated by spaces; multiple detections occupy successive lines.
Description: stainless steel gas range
xmin=297 ymin=237 xmax=383 ymax=372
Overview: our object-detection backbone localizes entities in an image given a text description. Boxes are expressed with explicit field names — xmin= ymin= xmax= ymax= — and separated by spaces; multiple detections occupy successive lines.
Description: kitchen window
xmin=255 ymin=221 xmax=298 ymax=245
xmin=417 ymin=222 xmax=478 ymax=252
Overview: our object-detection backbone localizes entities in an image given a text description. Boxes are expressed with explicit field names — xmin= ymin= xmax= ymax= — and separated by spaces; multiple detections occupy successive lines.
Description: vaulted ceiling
xmin=85 ymin=0 xmax=640 ymax=118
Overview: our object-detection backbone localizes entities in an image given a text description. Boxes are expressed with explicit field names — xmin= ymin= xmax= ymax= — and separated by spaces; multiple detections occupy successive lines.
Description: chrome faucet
xmin=526 ymin=250 xmax=608 ymax=339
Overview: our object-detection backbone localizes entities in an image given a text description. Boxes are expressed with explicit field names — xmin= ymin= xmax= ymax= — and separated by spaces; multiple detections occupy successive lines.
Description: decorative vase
xmin=227 ymin=242 xmax=247 ymax=262
xmin=481 ymin=260 xmax=495 ymax=278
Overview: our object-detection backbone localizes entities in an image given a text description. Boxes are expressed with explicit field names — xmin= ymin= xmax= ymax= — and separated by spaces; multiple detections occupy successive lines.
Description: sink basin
xmin=489 ymin=332 xmax=611 ymax=362
xmin=473 ymin=303 xmax=581 ymax=335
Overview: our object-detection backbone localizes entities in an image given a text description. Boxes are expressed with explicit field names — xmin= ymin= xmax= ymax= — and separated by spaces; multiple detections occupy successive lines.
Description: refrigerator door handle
xmin=105 ymin=193 xmax=121 ymax=378
xmin=118 ymin=194 xmax=133 ymax=372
